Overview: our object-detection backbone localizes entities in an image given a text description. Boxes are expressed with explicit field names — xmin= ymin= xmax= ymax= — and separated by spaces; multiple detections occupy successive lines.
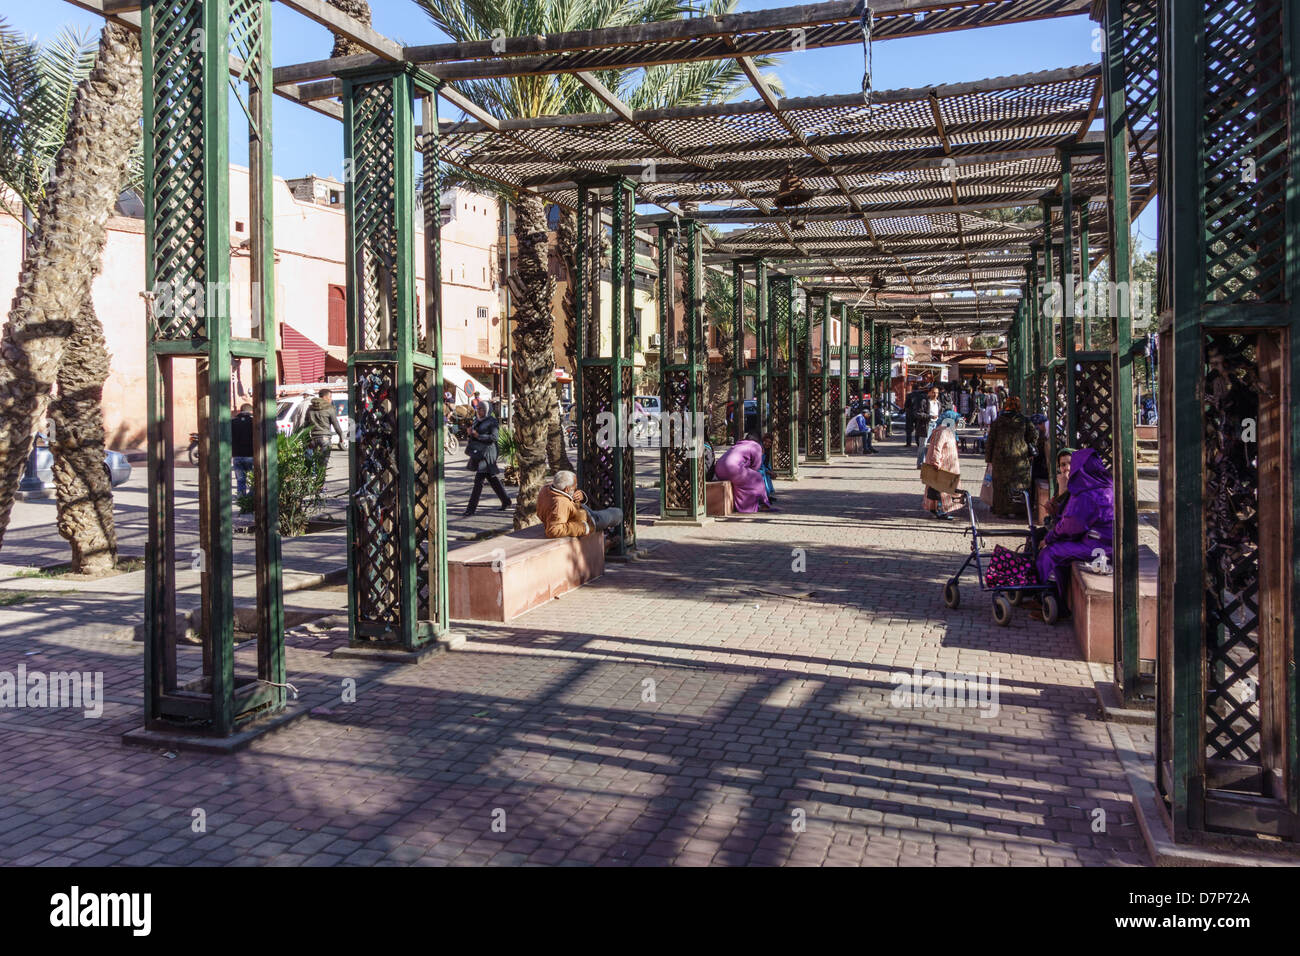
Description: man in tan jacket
xmin=537 ymin=471 xmax=622 ymax=539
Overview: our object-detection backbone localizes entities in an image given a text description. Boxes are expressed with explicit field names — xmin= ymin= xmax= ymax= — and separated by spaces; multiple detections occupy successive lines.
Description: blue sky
xmin=11 ymin=0 xmax=1156 ymax=246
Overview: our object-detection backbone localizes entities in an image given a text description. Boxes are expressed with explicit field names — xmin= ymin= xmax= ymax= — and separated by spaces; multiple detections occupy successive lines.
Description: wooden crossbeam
xmin=269 ymin=0 xmax=1091 ymax=85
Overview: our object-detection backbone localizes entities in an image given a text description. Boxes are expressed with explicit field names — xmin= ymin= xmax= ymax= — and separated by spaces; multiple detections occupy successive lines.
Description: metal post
xmin=1103 ymin=0 xmax=1142 ymax=709
xmin=137 ymin=0 xmax=284 ymax=739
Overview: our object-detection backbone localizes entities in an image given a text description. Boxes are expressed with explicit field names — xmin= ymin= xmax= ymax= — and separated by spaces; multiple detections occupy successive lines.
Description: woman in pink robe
xmin=714 ymin=438 xmax=773 ymax=513
xmin=921 ymin=410 xmax=963 ymax=519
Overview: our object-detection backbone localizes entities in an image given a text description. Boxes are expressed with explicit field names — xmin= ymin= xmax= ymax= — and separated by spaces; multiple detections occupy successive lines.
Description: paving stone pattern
xmin=0 ymin=436 xmax=1149 ymax=866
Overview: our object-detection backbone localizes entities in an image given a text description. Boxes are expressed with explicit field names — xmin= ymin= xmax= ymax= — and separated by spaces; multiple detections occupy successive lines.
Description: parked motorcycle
xmin=188 ymin=432 xmax=200 ymax=466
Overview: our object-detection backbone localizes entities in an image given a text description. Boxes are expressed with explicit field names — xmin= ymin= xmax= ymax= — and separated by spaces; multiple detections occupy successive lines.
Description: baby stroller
xmin=942 ymin=489 xmax=1061 ymax=626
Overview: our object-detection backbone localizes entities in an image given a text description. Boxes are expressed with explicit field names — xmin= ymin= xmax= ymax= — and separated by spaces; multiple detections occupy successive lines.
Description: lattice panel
xmin=413 ymin=366 xmax=435 ymax=621
xmin=1073 ymin=359 xmax=1114 ymax=465
xmin=352 ymin=80 xmax=399 ymax=351
xmin=1202 ymin=333 xmax=1262 ymax=764
xmin=1036 ymin=373 xmax=1049 ymax=417
xmin=828 ymin=376 xmax=843 ymax=453
xmin=771 ymin=378 xmax=793 ymax=471
xmin=149 ymin=0 xmax=207 ymax=341
xmin=807 ymin=377 xmax=826 ymax=459
xmin=1202 ymin=0 xmax=1288 ymax=303
xmin=662 ymin=369 xmax=692 ymax=511
xmin=1053 ymin=366 xmax=1068 ymax=451
xmin=620 ymin=365 xmax=636 ymax=544
xmin=353 ymin=363 xmax=400 ymax=630
xmin=581 ymin=364 xmax=617 ymax=509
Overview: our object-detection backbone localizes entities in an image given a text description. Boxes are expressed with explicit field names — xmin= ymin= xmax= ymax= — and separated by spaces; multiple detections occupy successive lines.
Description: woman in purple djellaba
xmin=1035 ymin=447 xmax=1114 ymax=615
xmin=713 ymin=436 xmax=776 ymax=513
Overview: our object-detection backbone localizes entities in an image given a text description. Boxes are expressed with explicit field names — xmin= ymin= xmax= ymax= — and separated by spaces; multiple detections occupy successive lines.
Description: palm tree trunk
xmin=327 ymin=0 xmax=374 ymax=57
xmin=50 ymin=299 xmax=116 ymax=573
xmin=510 ymin=193 xmax=556 ymax=528
xmin=0 ymin=25 xmax=141 ymax=550
xmin=707 ymin=338 xmax=731 ymax=441
xmin=544 ymin=205 xmax=580 ymax=475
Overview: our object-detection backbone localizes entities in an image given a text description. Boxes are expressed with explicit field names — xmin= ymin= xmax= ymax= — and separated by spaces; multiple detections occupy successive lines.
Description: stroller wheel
xmin=992 ymin=593 xmax=1012 ymax=627
xmin=943 ymin=580 xmax=960 ymax=609
xmin=1042 ymin=591 xmax=1061 ymax=626
xmin=1008 ymin=589 xmax=1023 ymax=606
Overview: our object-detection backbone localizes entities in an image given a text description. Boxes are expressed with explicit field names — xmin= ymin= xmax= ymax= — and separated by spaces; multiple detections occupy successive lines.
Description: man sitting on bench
xmin=538 ymin=470 xmax=623 ymax=540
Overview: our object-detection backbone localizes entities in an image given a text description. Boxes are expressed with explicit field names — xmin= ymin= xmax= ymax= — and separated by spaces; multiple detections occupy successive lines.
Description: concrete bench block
xmin=448 ymin=523 xmax=604 ymax=622
xmin=1034 ymin=479 xmax=1051 ymax=526
xmin=1069 ymin=544 xmax=1158 ymax=664
xmin=706 ymin=480 xmax=734 ymax=517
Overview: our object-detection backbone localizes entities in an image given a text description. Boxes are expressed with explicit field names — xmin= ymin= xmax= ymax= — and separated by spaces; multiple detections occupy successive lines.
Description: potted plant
xmin=497 ymin=425 xmax=519 ymax=485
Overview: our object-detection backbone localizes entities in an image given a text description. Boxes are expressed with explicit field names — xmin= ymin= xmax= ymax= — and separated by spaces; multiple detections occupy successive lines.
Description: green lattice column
xmin=1156 ymin=0 xmax=1299 ymax=842
xmin=1101 ymin=0 xmax=1147 ymax=707
xmin=835 ymin=303 xmax=849 ymax=455
xmin=806 ymin=295 xmax=830 ymax=463
xmin=657 ymin=219 xmax=706 ymax=521
xmin=341 ymin=66 xmax=446 ymax=652
xmin=575 ymin=181 xmax=637 ymax=556
xmin=858 ymin=310 xmax=868 ymax=400
xmin=138 ymin=0 xmax=284 ymax=740
xmin=768 ymin=275 xmax=798 ymax=478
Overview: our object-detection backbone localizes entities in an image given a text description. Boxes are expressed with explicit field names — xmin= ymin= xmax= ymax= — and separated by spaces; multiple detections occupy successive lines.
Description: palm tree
xmin=0 ymin=22 xmax=140 ymax=571
xmin=415 ymin=0 xmax=780 ymax=526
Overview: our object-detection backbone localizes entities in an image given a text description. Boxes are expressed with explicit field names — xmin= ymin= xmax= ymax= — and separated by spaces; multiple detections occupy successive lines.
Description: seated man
xmin=846 ymin=408 xmax=875 ymax=454
xmin=537 ymin=470 xmax=622 ymax=540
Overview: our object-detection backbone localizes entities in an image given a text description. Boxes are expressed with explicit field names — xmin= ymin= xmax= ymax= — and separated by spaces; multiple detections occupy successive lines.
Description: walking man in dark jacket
xmin=462 ymin=403 xmax=512 ymax=516
xmin=301 ymin=388 xmax=345 ymax=467
xmin=231 ymin=403 xmax=255 ymax=497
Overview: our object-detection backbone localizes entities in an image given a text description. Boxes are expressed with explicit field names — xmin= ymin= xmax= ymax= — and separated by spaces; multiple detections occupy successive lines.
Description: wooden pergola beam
xmin=269 ymin=0 xmax=1092 ymax=85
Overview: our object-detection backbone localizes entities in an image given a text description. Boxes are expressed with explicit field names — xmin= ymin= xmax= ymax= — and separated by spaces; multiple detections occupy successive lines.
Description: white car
xmin=276 ymin=393 xmax=351 ymax=448
xmin=632 ymin=395 xmax=662 ymax=444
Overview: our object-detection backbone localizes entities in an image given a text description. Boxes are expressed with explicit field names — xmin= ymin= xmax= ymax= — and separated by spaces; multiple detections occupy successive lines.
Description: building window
xmin=327 ymin=284 xmax=346 ymax=347
xmin=477 ymin=307 xmax=488 ymax=319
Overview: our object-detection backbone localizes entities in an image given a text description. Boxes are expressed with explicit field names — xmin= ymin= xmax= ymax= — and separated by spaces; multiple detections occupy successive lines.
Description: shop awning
xmin=280 ymin=324 xmax=327 ymax=385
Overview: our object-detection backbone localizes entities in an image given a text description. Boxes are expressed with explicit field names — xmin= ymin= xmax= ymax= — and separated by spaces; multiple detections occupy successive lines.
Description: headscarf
xmin=1004 ymin=396 xmax=1022 ymax=413
xmin=939 ymin=409 xmax=960 ymax=428
xmin=1029 ymin=413 xmax=1048 ymax=425
xmin=1067 ymin=447 xmax=1111 ymax=495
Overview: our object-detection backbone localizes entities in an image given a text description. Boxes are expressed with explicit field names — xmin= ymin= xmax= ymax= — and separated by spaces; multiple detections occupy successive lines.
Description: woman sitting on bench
xmin=1034 ymin=448 xmax=1113 ymax=617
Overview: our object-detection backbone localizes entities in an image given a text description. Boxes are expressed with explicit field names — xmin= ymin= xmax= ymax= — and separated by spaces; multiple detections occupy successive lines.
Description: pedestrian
xmin=712 ymin=434 xmax=774 ymax=513
xmin=231 ymin=403 xmax=255 ymax=498
xmin=921 ymin=409 xmax=962 ymax=520
xmin=915 ymin=386 xmax=940 ymax=468
xmin=1035 ymin=448 xmax=1114 ymax=617
xmin=299 ymin=387 xmax=345 ymax=467
xmin=461 ymin=402 xmax=512 ymax=516
xmin=759 ymin=432 xmax=778 ymax=503
xmin=984 ymin=396 xmax=1038 ymax=517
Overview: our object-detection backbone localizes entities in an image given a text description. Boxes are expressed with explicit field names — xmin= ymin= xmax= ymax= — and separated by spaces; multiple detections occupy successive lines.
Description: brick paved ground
xmin=0 ymin=434 xmax=1150 ymax=866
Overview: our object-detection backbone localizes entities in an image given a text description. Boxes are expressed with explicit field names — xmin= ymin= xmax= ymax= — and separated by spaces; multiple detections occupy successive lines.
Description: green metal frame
xmin=657 ymin=219 xmax=706 ymax=520
xmin=142 ymin=0 xmax=284 ymax=736
xmin=1103 ymin=0 xmax=1146 ymax=708
xmin=342 ymin=65 xmax=446 ymax=650
xmin=575 ymin=180 xmax=638 ymax=555
xmin=836 ymin=303 xmax=850 ymax=454
xmin=806 ymin=294 xmax=831 ymax=463
xmin=768 ymin=275 xmax=799 ymax=478
xmin=731 ymin=260 xmax=768 ymax=444
xmin=1156 ymin=0 xmax=1299 ymax=842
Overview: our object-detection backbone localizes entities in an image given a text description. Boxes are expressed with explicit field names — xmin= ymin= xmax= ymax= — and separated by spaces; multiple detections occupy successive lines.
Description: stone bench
xmin=1135 ymin=423 xmax=1157 ymax=441
xmin=706 ymin=480 xmax=734 ymax=517
xmin=1069 ymin=544 xmax=1158 ymax=664
xmin=447 ymin=523 xmax=604 ymax=622
xmin=1034 ymin=478 xmax=1051 ymax=526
